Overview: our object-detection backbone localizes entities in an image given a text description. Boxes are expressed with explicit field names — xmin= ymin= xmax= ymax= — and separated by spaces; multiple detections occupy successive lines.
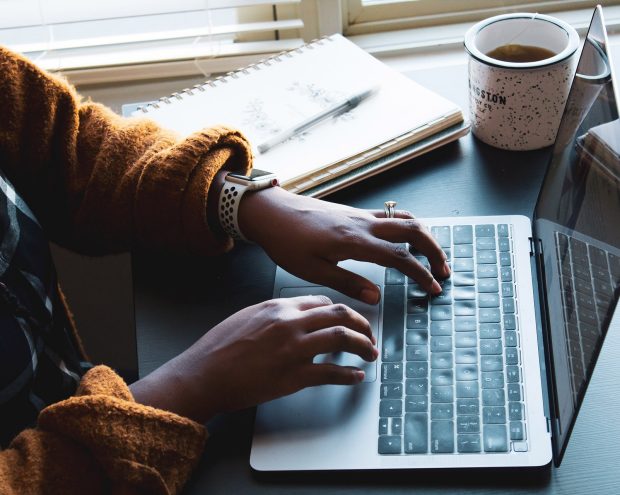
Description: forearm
xmin=0 ymin=366 xmax=207 ymax=495
xmin=0 ymin=46 xmax=252 ymax=255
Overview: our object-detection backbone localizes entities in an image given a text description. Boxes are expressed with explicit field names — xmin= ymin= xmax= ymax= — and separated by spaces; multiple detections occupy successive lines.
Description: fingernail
xmin=355 ymin=370 xmax=365 ymax=382
xmin=431 ymin=280 xmax=442 ymax=295
xmin=361 ymin=288 xmax=380 ymax=305
xmin=371 ymin=346 xmax=379 ymax=359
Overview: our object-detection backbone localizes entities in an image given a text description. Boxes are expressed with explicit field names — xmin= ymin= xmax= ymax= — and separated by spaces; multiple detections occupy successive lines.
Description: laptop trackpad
xmin=279 ymin=287 xmax=378 ymax=382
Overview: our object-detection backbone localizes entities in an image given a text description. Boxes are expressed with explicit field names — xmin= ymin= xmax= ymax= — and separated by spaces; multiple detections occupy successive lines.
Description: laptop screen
xmin=533 ymin=6 xmax=620 ymax=464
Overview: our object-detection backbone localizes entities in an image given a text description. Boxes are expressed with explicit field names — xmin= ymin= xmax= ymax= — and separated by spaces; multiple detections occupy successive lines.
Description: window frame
xmin=342 ymin=0 xmax=620 ymax=35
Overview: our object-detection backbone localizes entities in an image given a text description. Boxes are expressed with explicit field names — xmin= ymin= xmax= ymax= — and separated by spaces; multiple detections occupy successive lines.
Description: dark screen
xmin=533 ymin=7 xmax=620 ymax=464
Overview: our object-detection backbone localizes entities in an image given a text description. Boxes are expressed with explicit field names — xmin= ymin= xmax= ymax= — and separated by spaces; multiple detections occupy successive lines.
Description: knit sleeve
xmin=0 ymin=366 xmax=207 ymax=495
xmin=0 ymin=46 xmax=253 ymax=256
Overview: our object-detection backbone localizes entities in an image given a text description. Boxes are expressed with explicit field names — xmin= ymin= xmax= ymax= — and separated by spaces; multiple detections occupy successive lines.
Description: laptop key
xmin=453 ymin=225 xmax=473 ymax=244
xmin=455 ymin=348 xmax=478 ymax=364
xmin=454 ymin=286 xmax=476 ymax=300
xmin=476 ymin=237 xmax=496 ymax=250
xmin=477 ymin=264 xmax=498 ymax=278
xmin=381 ymin=383 xmax=403 ymax=399
xmin=458 ymin=434 xmax=482 ymax=453
xmin=406 ymin=329 xmax=428 ymax=345
xmin=382 ymin=284 xmax=405 ymax=362
xmin=453 ymin=272 xmax=475 ymax=286
xmin=480 ymin=339 xmax=502 ymax=354
xmin=455 ymin=332 xmax=477 ymax=348
xmin=431 ymin=403 xmax=454 ymax=420
xmin=457 ymin=398 xmax=479 ymax=415
xmin=406 ymin=314 xmax=428 ymax=329
xmin=431 ymin=352 xmax=453 ymax=369
xmin=456 ymin=363 xmax=478 ymax=380
xmin=477 ymin=251 xmax=497 ymax=264
xmin=479 ymin=293 xmax=500 ymax=307
xmin=454 ymin=244 xmax=474 ymax=258
xmin=478 ymin=278 xmax=499 ymax=293
xmin=475 ymin=224 xmax=495 ymax=237
xmin=431 ymin=369 xmax=453 ymax=386
xmin=430 ymin=290 xmax=452 ymax=305
xmin=431 ymin=336 xmax=452 ymax=352
xmin=431 ymin=386 xmax=454 ymax=403
xmin=406 ymin=378 xmax=428 ymax=395
xmin=482 ymin=388 xmax=505 ymax=406
xmin=378 ymin=435 xmax=402 ymax=454
xmin=382 ymin=363 xmax=404 ymax=382
xmin=480 ymin=324 xmax=501 ymax=339
xmin=479 ymin=308 xmax=501 ymax=323
xmin=507 ymin=383 xmax=522 ymax=401
xmin=431 ymin=320 xmax=452 ymax=335
xmin=431 ymin=306 xmax=453 ymax=321
xmin=406 ymin=362 xmax=428 ymax=378
xmin=457 ymin=415 xmax=480 ymax=433
xmin=454 ymin=300 xmax=476 ymax=316
xmin=498 ymin=237 xmax=511 ymax=252
xmin=483 ymin=406 xmax=507 ymax=424
xmin=455 ymin=316 xmax=477 ymax=331
xmin=456 ymin=381 xmax=479 ymax=398
xmin=505 ymin=348 xmax=519 ymax=365
xmin=404 ymin=413 xmax=428 ymax=453
xmin=483 ymin=424 xmax=508 ymax=452
xmin=379 ymin=418 xmax=389 ymax=435
xmin=431 ymin=421 xmax=455 ymax=453
xmin=481 ymin=355 xmax=503 ymax=371
xmin=510 ymin=421 xmax=525 ymax=441
xmin=481 ymin=371 xmax=504 ymax=389
xmin=454 ymin=258 xmax=474 ymax=271
xmin=501 ymin=282 xmax=514 ymax=297
xmin=406 ymin=345 xmax=428 ymax=361
xmin=379 ymin=399 xmax=402 ymax=417
xmin=509 ymin=402 xmax=524 ymax=420
xmin=431 ymin=226 xmax=451 ymax=248
xmin=497 ymin=224 xmax=509 ymax=237
xmin=385 ymin=268 xmax=406 ymax=285
xmin=405 ymin=395 xmax=429 ymax=412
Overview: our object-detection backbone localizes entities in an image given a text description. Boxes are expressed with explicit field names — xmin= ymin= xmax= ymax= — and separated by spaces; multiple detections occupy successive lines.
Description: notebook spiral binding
xmin=136 ymin=36 xmax=335 ymax=113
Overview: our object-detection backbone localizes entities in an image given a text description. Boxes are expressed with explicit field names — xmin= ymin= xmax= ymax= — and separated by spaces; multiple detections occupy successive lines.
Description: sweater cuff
xmin=38 ymin=365 xmax=207 ymax=495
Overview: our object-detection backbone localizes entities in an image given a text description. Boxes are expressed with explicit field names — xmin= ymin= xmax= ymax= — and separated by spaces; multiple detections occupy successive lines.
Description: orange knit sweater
xmin=0 ymin=46 xmax=253 ymax=494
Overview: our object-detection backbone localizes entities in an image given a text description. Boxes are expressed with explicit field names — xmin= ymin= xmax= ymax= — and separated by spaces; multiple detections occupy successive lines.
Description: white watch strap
xmin=218 ymin=180 xmax=250 ymax=241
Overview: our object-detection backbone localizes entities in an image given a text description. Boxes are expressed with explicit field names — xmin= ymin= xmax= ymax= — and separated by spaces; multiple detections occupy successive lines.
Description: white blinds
xmin=0 ymin=0 xmax=304 ymax=72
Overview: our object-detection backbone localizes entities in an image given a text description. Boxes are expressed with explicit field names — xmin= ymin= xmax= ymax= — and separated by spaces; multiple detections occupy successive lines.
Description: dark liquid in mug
xmin=486 ymin=44 xmax=557 ymax=62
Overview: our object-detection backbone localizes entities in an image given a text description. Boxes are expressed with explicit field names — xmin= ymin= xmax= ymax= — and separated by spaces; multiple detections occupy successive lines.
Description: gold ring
xmin=384 ymin=200 xmax=397 ymax=219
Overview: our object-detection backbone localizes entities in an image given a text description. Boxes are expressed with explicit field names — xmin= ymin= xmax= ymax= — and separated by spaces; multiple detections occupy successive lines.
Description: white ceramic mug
xmin=464 ymin=13 xmax=580 ymax=151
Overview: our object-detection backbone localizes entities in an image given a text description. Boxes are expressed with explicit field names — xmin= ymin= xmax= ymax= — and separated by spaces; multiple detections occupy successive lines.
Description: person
xmin=0 ymin=45 xmax=449 ymax=494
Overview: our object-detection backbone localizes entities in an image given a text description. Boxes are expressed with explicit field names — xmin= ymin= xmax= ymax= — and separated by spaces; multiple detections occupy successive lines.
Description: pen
xmin=257 ymin=86 xmax=377 ymax=154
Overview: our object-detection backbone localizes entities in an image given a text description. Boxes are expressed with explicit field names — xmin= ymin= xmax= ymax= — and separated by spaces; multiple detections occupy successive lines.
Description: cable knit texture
xmin=0 ymin=45 xmax=253 ymax=494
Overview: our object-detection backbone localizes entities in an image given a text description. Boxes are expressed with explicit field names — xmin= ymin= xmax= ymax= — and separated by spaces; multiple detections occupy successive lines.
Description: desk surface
xmin=133 ymin=47 xmax=620 ymax=495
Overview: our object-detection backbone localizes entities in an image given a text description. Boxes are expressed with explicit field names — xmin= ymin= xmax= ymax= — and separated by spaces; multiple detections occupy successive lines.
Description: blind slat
xmin=11 ymin=19 xmax=303 ymax=53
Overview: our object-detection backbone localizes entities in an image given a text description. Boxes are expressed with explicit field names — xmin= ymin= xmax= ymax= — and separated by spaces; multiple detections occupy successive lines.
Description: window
xmin=344 ymin=0 xmax=620 ymax=35
xmin=0 ymin=0 xmax=307 ymax=78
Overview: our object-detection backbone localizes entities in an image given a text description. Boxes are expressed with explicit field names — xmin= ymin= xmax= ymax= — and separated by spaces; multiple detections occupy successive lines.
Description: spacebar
xmin=382 ymin=284 xmax=405 ymax=362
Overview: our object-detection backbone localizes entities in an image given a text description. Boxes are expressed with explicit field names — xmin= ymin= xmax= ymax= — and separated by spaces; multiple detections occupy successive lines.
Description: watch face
xmin=229 ymin=169 xmax=275 ymax=181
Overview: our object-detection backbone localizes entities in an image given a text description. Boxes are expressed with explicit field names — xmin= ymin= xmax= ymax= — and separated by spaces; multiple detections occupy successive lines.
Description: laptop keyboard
xmin=556 ymin=233 xmax=619 ymax=401
xmin=378 ymin=224 xmax=528 ymax=455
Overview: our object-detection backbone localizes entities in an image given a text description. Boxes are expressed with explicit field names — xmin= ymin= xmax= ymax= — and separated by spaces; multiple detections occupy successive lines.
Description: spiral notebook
xmin=131 ymin=34 xmax=468 ymax=196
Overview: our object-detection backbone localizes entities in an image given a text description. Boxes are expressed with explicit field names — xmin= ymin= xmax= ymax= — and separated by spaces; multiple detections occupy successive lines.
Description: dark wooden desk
xmin=133 ymin=48 xmax=620 ymax=494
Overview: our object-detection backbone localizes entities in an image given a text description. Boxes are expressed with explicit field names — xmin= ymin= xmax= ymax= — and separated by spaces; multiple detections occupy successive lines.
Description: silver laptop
xmin=251 ymin=6 xmax=619 ymax=471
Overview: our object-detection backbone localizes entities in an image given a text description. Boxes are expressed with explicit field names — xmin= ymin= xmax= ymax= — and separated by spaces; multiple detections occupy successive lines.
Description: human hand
xmin=130 ymin=295 xmax=377 ymax=423
xmin=238 ymin=186 xmax=450 ymax=304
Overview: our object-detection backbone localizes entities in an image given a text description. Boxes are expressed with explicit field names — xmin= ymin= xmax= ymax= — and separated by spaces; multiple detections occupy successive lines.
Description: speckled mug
xmin=464 ymin=13 xmax=580 ymax=150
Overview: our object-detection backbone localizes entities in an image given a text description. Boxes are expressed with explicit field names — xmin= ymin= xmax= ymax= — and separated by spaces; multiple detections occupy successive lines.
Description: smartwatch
xmin=218 ymin=169 xmax=279 ymax=241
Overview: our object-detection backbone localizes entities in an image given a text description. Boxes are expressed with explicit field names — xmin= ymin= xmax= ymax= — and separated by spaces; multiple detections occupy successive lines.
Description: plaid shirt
xmin=0 ymin=170 xmax=88 ymax=446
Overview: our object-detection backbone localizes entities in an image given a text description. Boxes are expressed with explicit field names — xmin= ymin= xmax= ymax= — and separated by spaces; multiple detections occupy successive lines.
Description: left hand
xmin=238 ymin=186 xmax=450 ymax=305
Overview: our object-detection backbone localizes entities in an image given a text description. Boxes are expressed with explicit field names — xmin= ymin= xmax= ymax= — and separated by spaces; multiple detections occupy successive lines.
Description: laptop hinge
xmin=529 ymin=237 xmax=535 ymax=256
xmin=546 ymin=417 xmax=553 ymax=435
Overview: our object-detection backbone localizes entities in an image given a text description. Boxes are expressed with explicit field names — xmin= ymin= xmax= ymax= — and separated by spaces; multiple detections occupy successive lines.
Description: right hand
xmin=130 ymin=295 xmax=378 ymax=423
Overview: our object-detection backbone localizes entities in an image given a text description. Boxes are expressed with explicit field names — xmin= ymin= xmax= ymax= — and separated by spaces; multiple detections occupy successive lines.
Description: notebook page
xmin=134 ymin=35 xmax=461 ymax=185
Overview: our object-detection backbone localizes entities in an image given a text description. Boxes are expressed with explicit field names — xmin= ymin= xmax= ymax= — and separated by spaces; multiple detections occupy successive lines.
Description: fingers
xmin=299 ymin=260 xmax=381 ymax=305
xmin=297 ymin=363 xmax=366 ymax=387
xmin=302 ymin=326 xmax=378 ymax=362
xmin=369 ymin=209 xmax=416 ymax=220
xmin=281 ymin=294 xmax=335 ymax=311
xmin=295 ymin=302 xmax=374 ymax=343
xmin=371 ymin=218 xmax=450 ymax=280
